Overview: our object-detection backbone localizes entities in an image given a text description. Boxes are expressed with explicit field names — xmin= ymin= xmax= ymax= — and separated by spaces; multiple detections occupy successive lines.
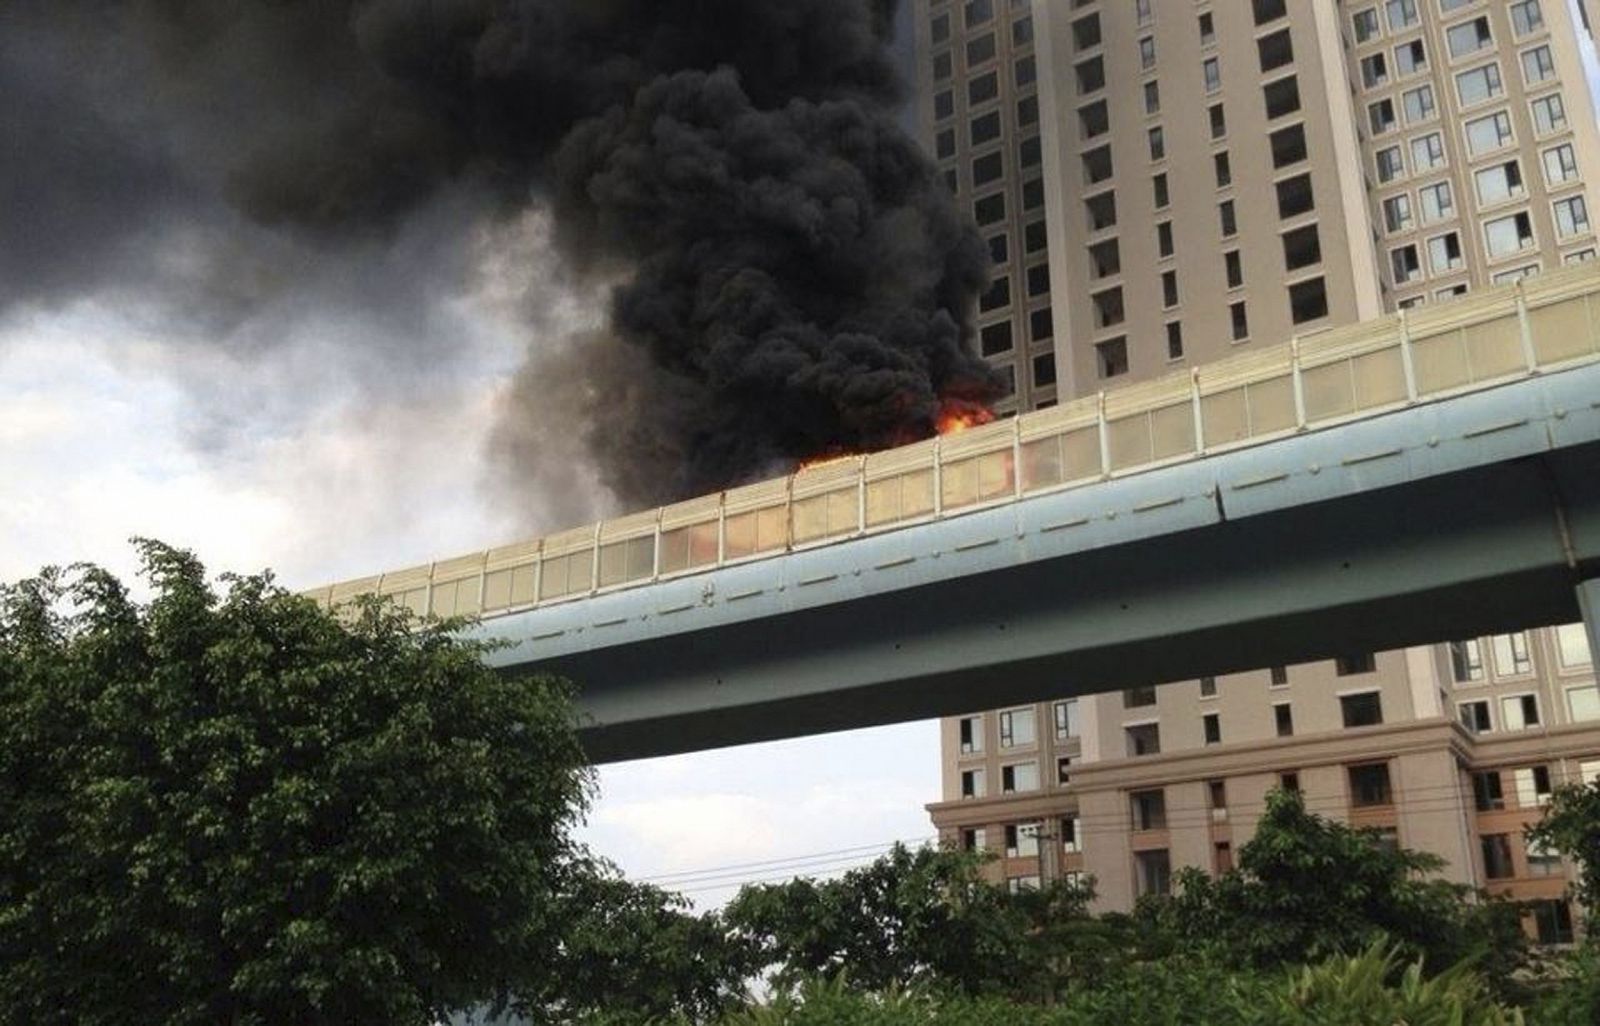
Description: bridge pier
xmin=1581 ymin=577 xmax=1600 ymax=669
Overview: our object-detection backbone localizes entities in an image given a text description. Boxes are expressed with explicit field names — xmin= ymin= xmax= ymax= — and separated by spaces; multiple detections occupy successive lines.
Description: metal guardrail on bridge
xmin=306 ymin=267 xmax=1600 ymax=620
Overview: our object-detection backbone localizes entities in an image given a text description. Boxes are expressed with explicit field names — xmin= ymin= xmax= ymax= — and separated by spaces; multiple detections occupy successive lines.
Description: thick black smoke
xmin=2 ymin=0 xmax=995 ymax=508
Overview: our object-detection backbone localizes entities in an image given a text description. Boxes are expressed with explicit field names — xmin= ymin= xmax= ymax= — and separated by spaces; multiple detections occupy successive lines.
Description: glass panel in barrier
xmin=724 ymin=506 xmax=787 ymax=558
xmin=659 ymin=522 xmax=719 ymax=574
xmin=599 ymin=535 xmax=655 ymax=588
xmin=941 ymin=451 xmax=1014 ymax=510
xmin=1247 ymin=376 xmax=1296 ymax=435
xmin=1351 ymin=347 xmax=1407 ymax=409
xmin=1202 ymin=389 xmax=1249 ymax=447
xmin=792 ymin=493 xmax=831 ymax=544
xmin=1411 ymin=330 xmax=1470 ymax=395
xmin=866 ymin=470 xmax=934 ymax=526
xmin=1149 ymin=402 xmax=1195 ymax=461
xmin=1020 ymin=436 xmax=1063 ymax=491
xmin=1529 ymin=297 xmax=1596 ymax=365
xmin=431 ymin=579 xmax=460 ymax=617
xmin=1302 ymin=362 xmax=1355 ymax=423
xmin=540 ymin=550 xmax=594 ymax=600
xmin=1462 ymin=315 xmax=1525 ymax=381
xmin=1107 ymin=414 xmax=1152 ymax=471
xmin=396 ymin=588 xmax=428 ymax=617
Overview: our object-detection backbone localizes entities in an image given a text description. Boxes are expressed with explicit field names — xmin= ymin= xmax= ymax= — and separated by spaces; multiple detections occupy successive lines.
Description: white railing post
xmin=1190 ymin=368 xmax=1205 ymax=455
xmin=933 ymin=436 xmax=945 ymax=517
xmin=1096 ymin=391 xmax=1112 ymax=477
xmin=589 ymin=523 xmax=603 ymax=596
xmin=1012 ymin=415 xmax=1024 ymax=499
xmin=1397 ymin=309 xmax=1419 ymax=403
xmin=717 ymin=495 xmax=728 ymax=566
xmin=531 ymin=542 xmax=544 ymax=609
xmin=424 ymin=562 xmax=436 ymax=618
xmin=1516 ymin=284 xmax=1538 ymax=373
xmin=651 ymin=509 xmax=663 ymax=581
xmin=1290 ymin=336 xmax=1308 ymax=430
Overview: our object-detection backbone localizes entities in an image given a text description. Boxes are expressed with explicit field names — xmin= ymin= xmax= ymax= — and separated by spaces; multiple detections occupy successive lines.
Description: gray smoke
xmin=1 ymin=0 xmax=995 ymax=509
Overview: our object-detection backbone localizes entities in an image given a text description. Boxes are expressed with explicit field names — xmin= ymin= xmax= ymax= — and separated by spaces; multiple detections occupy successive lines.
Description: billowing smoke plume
xmin=1 ymin=1 xmax=995 ymax=509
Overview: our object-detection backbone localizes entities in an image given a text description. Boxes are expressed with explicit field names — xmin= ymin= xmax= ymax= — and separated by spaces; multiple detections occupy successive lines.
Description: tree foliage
xmin=1145 ymin=788 xmax=1527 ymax=984
xmin=1528 ymin=779 xmax=1600 ymax=918
xmin=0 ymin=542 xmax=592 ymax=1026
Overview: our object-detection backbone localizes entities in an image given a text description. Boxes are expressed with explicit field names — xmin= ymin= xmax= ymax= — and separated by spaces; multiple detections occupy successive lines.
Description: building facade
xmin=913 ymin=0 xmax=1600 ymax=939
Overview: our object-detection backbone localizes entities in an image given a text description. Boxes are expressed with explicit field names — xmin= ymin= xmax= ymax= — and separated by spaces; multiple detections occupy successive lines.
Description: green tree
xmin=1527 ymin=779 xmax=1600 ymax=917
xmin=1148 ymin=788 xmax=1525 ymax=981
xmin=0 ymin=542 xmax=592 ymax=1026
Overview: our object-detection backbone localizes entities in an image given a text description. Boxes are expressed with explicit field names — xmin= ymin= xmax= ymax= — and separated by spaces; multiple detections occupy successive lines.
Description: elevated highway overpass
xmin=308 ymin=269 xmax=1600 ymax=762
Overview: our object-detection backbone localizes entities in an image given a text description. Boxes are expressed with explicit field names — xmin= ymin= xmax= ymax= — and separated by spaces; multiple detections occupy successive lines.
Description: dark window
xmin=1083 ymin=145 xmax=1114 ymax=184
xmin=1280 ymin=771 xmax=1301 ymax=793
xmin=1020 ymin=136 xmax=1041 ymax=168
xmin=979 ymin=276 xmax=1011 ymax=312
xmin=1220 ymin=200 xmax=1238 ymax=237
xmin=1275 ymin=703 xmax=1294 ymax=737
xmin=1015 ymin=55 xmax=1036 ymax=86
xmin=1460 ymin=701 xmax=1491 ymax=733
xmin=967 ymin=33 xmax=997 ymax=66
xmin=972 ymin=151 xmax=1004 ymax=186
xmin=1209 ymin=104 xmax=1227 ymax=139
xmin=980 ymin=321 xmax=1013 ymax=355
xmin=988 ymin=234 xmax=1009 ymax=264
xmin=1072 ymin=13 xmax=1102 ymax=51
xmin=1079 ymin=100 xmax=1110 ymax=140
xmin=1270 ymin=123 xmax=1308 ymax=168
xmin=1027 ymin=264 xmax=1050 ymax=296
xmin=1473 ymin=771 xmax=1505 ymax=811
xmin=1340 ymin=691 xmax=1384 ymax=728
xmin=1252 ymin=0 xmax=1288 ymax=24
xmin=1097 ymin=337 xmax=1129 ymax=379
xmin=1230 ymin=301 xmax=1249 ymax=340
xmin=1030 ymin=307 xmax=1053 ymax=341
xmin=1215 ymin=841 xmax=1234 ymax=874
xmin=974 ymin=192 xmax=1006 ymax=225
xmin=1135 ymin=849 xmax=1172 ymax=897
xmin=1282 ymin=224 xmax=1322 ymax=271
xmin=961 ymin=827 xmax=981 ymax=850
xmin=936 ymin=129 xmax=956 ymax=159
xmin=1085 ymin=192 xmax=1116 ymax=231
xmin=1270 ymin=665 xmax=1288 ymax=686
xmin=968 ymin=71 xmax=999 ymax=105
xmin=1124 ymin=685 xmax=1157 ymax=708
xmin=965 ymin=0 xmax=994 ymax=28
xmin=1157 ymin=221 xmax=1174 ymax=258
xmin=1017 ymin=95 xmax=1039 ymax=126
xmin=1091 ymin=287 xmax=1124 ymax=328
xmin=1215 ymin=152 xmax=1232 ymax=188
xmin=1021 ymin=178 xmax=1045 ymax=211
xmin=1126 ymin=722 xmax=1161 ymax=756
xmin=1132 ymin=789 xmax=1167 ymax=830
xmin=1276 ymin=173 xmax=1315 ymax=218
xmin=1203 ymin=712 xmax=1222 ymax=745
xmin=1532 ymin=900 xmax=1575 ymax=944
xmin=1166 ymin=321 xmax=1184 ymax=360
xmin=1481 ymin=834 xmax=1515 ymax=879
xmin=1348 ymin=762 xmax=1393 ymax=806
xmin=1258 ymin=28 xmax=1294 ymax=72
xmin=1162 ymin=270 xmax=1179 ymax=308
xmin=1089 ymin=239 xmax=1121 ymax=278
xmin=1290 ymin=276 xmax=1329 ymax=324
xmin=1032 ymin=353 xmax=1056 ymax=387
xmin=935 ymin=91 xmax=954 ymax=120
xmin=1154 ymin=173 xmax=1170 ymax=208
xmin=971 ymin=111 xmax=1002 ymax=145
xmin=1026 ymin=219 xmax=1050 ymax=252
xmin=1226 ymin=251 xmax=1244 ymax=289
xmin=931 ymin=13 xmax=950 ymax=43
xmin=1076 ymin=57 xmax=1106 ymax=94
xmin=1264 ymin=75 xmax=1301 ymax=119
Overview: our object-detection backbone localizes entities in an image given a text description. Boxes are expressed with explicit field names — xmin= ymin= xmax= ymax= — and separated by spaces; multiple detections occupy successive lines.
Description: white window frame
xmin=1554 ymin=194 xmax=1591 ymax=239
xmin=1500 ymin=691 xmax=1542 ymax=731
xmin=1457 ymin=698 xmax=1494 ymax=733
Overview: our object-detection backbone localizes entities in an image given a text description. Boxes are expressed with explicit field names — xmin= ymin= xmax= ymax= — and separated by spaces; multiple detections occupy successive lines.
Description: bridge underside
xmin=471 ymin=368 xmax=1600 ymax=763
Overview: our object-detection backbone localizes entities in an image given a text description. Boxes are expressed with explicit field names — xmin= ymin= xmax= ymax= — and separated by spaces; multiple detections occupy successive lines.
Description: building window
xmin=1032 ymin=353 xmax=1056 ymax=388
xmin=1131 ymin=789 xmax=1167 ymax=830
xmin=1395 ymin=39 xmax=1427 ymax=76
xmin=1061 ymin=815 xmax=1081 ymax=853
xmin=1030 ymin=307 xmax=1053 ymax=341
xmin=1021 ymin=178 xmax=1044 ymax=211
xmin=1135 ymin=0 xmax=1153 ymax=27
xmin=1139 ymin=36 xmax=1157 ymax=71
xmin=1004 ymin=822 xmax=1040 ymax=857
xmin=1096 ymin=337 xmax=1129 ymax=379
xmin=1270 ymin=123 xmax=1308 ymax=168
xmin=1353 ymin=8 xmax=1380 ymax=42
xmin=1459 ymin=699 xmax=1492 ymax=733
xmin=1230 ymin=301 xmax=1250 ymax=341
xmin=1126 ymin=722 xmax=1161 ymax=757
xmin=1001 ymin=761 xmax=1039 ymax=793
xmin=1481 ymin=833 xmax=1516 ymax=879
xmin=1209 ymin=779 xmax=1229 ymax=818
xmin=1253 ymin=0 xmax=1288 ymax=25
xmin=1056 ymin=755 xmax=1072 ymax=785
xmin=1225 ymin=251 xmax=1244 ymax=289
xmin=1340 ymin=690 xmax=1384 ymax=727
xmin=1527 ymin=838 xmax=1563 ymax=877
xmin=1428 ymin=232 xmax=1464 ymax=274
xmin=1492 ymin=632 xmax=1533 ymax=676
xmin=1071 ymin=13 xmax=1102 ymax=51
xmin=1362 ymin=53 xmax=1389 ymax=89
xmin=1285 ymin=225 xmax=1323 ymax=272
xmin=1077 ymin=56 xmax=1106 ymax=95
xmin=960 ymin=768 xmax=985 ymax=798
xmin=1258 ymin=28 xmax=1293 ymax=72
xmin=1501 ymin=693 xmax=1541 ymax=730
xmin=1555 ymin=196 xmax=1591 ymax=239
xmin=1446 ymin=17 xmax=1493 ymax=59
xmin=1410 ymin=132 xmax=1446 ymax=171
xmin=1203 ymin=712 xmax=1222 ymax=745
xmin=1161 ymin=270 xmax=1179 ymax=308
xmin=1153 ymin=172 xmax=1170 ymax=208
xmin=998 ymin=706 xmax=1036 ymax=748
xmin=1281 ymin=771 xmax=1301 ymax=793
xmin=1532 ymin=900 xmax=1575 ymax=944
xmin=1143 ymin=79 xmax=1160 ymax=115
xmin=1511 ymin=1 xmax=1545 ymax=37
xmin=1054 ymin=699 xmax=1080 ymax=739
xmin=1515 ymin=765 xmax=1553 ymax=808
xmin=979 ymin=277 xmax=1010 ymax=313
xmin=1203 ymin=57 xmax=1222 ymax=94
xmin=1420 ymin=180 xmax=1455 ymax=223
xmin=964 ymin=0 xmax=994 ymax=28
xmin=1209 ymin=104 xmax=1227 ymax=139
xmin=1215 ymin=151 xmax=1232 ymax=188
xmin=1403 ymin=84 xmax=1436 ymax=124
xmin=1485 ymin=211 xmax=1535 ymax=258
xmin=1456 ymin=63 xmax=1504 ymax=107
xmin=1026 ymin=262 xmax=1050 ymax=295
xmin=1289 ymin=277 xmax=1329 ymax=324
xmin=1465 ymin=111 xmax=1514 ymax=158
xmin=1085 ymin=191 xmax=1116 ymax=231
xmin=958 ymin=715 xmax=983 ymax=754
xmin=1166 ymin=321 xmax=1184 ymax=360
xmin=1376 ymin=146 xmax=1405 ymax=183
xmin=1264 ymin=75 xmax=1301 ymax=119
xmin=968 ymin=71 xmax=999 ymax=106
xmin=1475 ymin=161 xmax=1525 ymax=206
xmin=1522 ymin=45 xmax=1555 ymax=85
xmin=1215 ymin=841 xmax=1234 ymax=875
xmin=1385 ymin=0 xmax=1418 ymax=30
xmin=1557 ymin=623 xmax=1593 ymax=667
xmin=1348 ymin=762 xmax=1394 ymax=807
xmin=967 ymin=33 xmax=997 ymax=67
xmin=1148 ymin=126 xmax=1166 ymax=161
xmin=1270 ymin=665 xmax=1289 ymax=687
xmin=1369 ymin=99 xmax=1397 ymax=136
xmin=1473 ymin=770 xmax=1505 ymax=811
xmin=1156 ymin=222 xmax=1174 ymax=258
xmin=974 ymin=192 xmax=1006 ymax=226
xmin=960 ymin=827 xmax=985 ymax=851
xmin=1134 ymin=849 xmax=1172 ymax=897
xmin=1531 ymin=94 xmax=1567 ymax=135
xmin=1384 ymin=194 xmax=1414 ymax=233
xmin=930 ymin=13 xmax=950 ymax=43
xmin=980 ymin=322 xmax=1013 ymax=356
xmin=1092 ymin=287 xmax=1123 ymax=328
xmin=1275 ymin=703 xmax=1294 ymax=737
xmin=1220 ymin=200 xmax=1238 ymax=237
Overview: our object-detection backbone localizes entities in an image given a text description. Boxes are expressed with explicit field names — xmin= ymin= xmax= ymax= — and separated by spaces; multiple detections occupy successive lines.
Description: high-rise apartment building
xmin=913 ymin=0 xmax=1600 ymax=940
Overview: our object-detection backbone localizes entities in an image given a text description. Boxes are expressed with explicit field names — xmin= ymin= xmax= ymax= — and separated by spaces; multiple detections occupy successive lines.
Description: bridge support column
xmin=1581 ymin=577 xmax=1600 ymax=666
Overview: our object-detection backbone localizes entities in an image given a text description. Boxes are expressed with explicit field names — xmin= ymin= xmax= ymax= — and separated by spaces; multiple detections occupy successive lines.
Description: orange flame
xmin=795 ymin=397 xmax=997 ymax=473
